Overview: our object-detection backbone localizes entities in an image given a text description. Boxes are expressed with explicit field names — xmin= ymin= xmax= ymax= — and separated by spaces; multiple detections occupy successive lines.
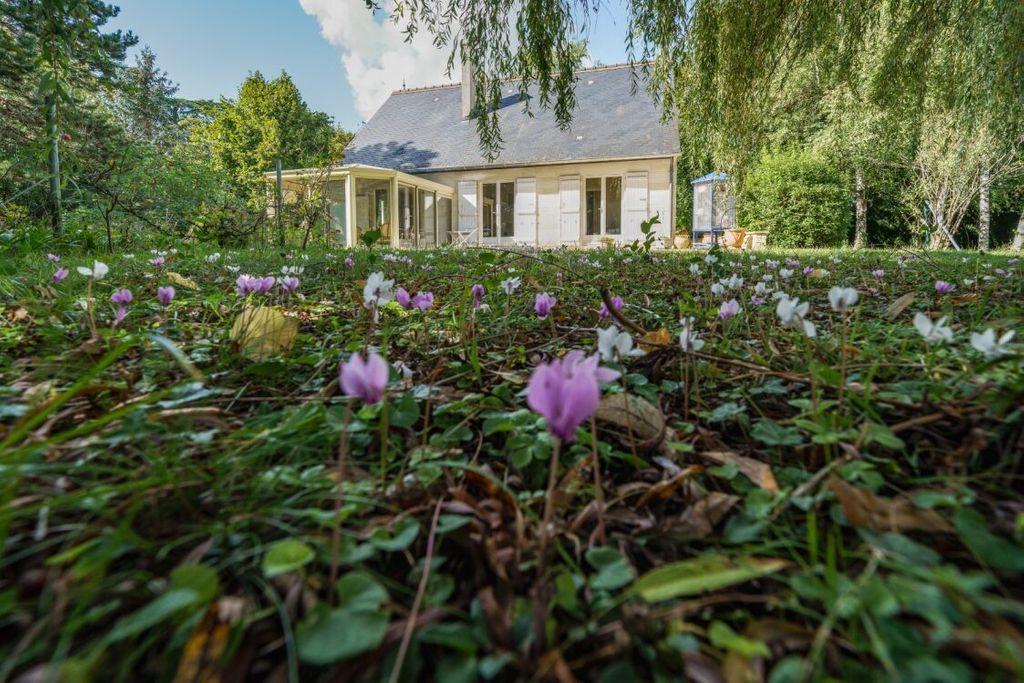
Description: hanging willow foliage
xmin=383 ymin=0 xmax=1023 ymax=168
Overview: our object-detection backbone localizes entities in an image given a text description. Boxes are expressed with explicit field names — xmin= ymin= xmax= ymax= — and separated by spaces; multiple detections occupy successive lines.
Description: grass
xmin=1 ymin=243 xmax=1023 ymax=682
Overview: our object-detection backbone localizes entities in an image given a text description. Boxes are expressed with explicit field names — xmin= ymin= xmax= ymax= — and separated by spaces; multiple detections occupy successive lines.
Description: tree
xmin=2 ymin=0 xmax=136 ymax=235
xmin=117 ymin=45 xmax=180 ymax=144
xmin=191 ymin=72 xmax=337 ymax=200
xmin=385 ymin=0 xmax=1022 ymax=176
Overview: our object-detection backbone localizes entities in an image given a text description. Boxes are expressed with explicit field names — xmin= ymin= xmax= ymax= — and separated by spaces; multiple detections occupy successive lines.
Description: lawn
xmin=1 ymin=244 xmax=1023 ymax=682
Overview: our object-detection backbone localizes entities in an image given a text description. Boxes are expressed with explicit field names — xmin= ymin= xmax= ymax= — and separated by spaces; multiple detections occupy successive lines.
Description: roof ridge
xmin=391 ymin=61 xmax=651 ymax=96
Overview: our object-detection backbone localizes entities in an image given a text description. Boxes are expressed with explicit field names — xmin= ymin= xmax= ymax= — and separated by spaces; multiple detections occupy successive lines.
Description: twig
xmin=388 ymin=498 xmax=444 ymax=683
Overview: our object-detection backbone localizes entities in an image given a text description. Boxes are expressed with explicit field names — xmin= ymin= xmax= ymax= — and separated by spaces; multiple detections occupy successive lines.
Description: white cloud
xmin=299 ymin=0 xmax=457 ymax=121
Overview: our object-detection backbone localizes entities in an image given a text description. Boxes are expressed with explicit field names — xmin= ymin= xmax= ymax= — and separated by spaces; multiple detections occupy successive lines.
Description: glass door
xmin=398 ymin=184 xmax=417 ymax=248
xmin=481 ymin=181 xmax=515 ymax=244
xmin=584 ymin=176 xmax=623 ymax=242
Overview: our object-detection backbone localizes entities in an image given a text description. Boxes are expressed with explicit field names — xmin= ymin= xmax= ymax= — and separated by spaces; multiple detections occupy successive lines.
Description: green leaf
xmin=262 ymin=539 xmax=315 ymax=577
xmin=586 ymin=547 xmax=636 ymax=592
xmin=632 ymin=554 xmax=788 ymax=603
xmin=336 ymin=570 xmax=388 ymax=611
xmin=369 ymin=516 xmax=420 ymax=551
xmin=296 ymin=605 xmax=389 ymax=665
xmin=389 ymin=392 xmax=421 ymax=428
xmin=953 ymin=508 xmax=1024 ymax=573
xmin=105 ymin=589 xmax=199 ymax=644
xmin=751 ymin=419 xmax=804 ymax=447
xmin=170 ymin=564 xmax=220 ymax=604
xmin=708 ymin=621 xmax=769 ymax=658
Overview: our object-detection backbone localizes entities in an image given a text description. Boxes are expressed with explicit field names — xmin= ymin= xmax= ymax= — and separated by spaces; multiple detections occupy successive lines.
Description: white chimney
xmin=461 ymin=60 xmax=476 ymax=119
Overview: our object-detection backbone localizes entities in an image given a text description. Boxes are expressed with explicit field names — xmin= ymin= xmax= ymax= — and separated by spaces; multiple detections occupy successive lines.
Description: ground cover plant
xmin=1 ymin=245 xmax=1023 ymax=682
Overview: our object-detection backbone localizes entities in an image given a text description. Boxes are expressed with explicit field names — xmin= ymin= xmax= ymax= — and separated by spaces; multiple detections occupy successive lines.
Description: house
xmin=271 ymin=63 xmax=679 ymax=248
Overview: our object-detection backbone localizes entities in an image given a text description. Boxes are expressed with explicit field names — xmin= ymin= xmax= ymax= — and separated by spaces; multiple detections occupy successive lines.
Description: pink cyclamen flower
xmin=236 ymin=275 xmax=275 ymax=295
xmin=110 ymin=289 xmax=133 ymax=306
xmin=598 ymin=295 xmax=625 ymax=319
xmin=47 ymin=253 xmax=60 ymax=263
xmin=786 ymin=258 xmax=800 ymax=267
xmin=344 ymin=256 xmax=354 ymax=268
xmin=934 ymin=280 xmax=956 ymax=295
xmin=150 ymin=256 xmax=165 ymax=268
xmin=471 ymin=283 xmax=485 ymax=309
xmin=157 ymin=286 xmax=175 ymax=306
xmin=114 ymin=306 xmax=128 ymax=325
xmin=802 ymin=266 xmax=815 ymax=276
xmin=750 ymin=295 xmax=765 ymax=306
xmin=412 ymin=291 xmax=434 ymax=312
xmin=52 ymin=267 xmax=68 ymax=283
xmin=526 ymin=350 xmax=620 ymax=442
xmin=396 ymin=287 xmax=412 ymax=309
xmin=535 ymin=292 xmax=557 ymax=319
xmin=280 ymin=276 xmax=300 ymax=293
xmin=339 ymin=350 xmax=389 ymax=405
xmin=718 ymin=299 xmax=741 ymax=320
xmin=872 ymin=269 xmax=885 ymax=278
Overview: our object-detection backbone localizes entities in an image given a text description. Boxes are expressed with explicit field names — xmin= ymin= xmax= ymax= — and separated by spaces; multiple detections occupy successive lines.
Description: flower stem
xmin=328 ymin=400 xmax=352 ymax=602
xmin=379 ymin=394 xmax=390 ymax=487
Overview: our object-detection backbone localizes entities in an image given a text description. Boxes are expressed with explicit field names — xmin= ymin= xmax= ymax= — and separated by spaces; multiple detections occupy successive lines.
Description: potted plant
xmin=673 ymin=229 xmax=691 ymax=249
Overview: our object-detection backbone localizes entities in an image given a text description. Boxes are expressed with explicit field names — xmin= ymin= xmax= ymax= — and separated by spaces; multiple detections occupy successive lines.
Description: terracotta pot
xmin=673 ymin=234 xmax=691 ymax=249
xmin=723 ymin=229 xmax=746 ymax=249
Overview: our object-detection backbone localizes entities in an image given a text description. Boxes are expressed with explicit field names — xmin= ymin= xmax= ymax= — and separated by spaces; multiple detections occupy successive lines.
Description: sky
xmin=107 ymin=0 xmax=631 ymax=132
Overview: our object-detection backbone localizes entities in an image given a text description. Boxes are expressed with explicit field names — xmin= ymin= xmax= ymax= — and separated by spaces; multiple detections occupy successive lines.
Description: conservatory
xmin=267 ymin=164 xmax=455 ymax=248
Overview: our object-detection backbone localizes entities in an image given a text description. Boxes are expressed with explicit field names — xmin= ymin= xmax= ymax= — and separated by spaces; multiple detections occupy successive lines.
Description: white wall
xmin=419 ymin=156 xmax=675 ymax=247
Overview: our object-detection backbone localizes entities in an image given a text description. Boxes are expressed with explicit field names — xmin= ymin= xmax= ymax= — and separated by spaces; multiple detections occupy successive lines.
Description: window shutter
xmin=559 ymin=176 xmax=580 ymax=243
xmin=624 ymin=172 xmax=649 ymax=239
xmin=515 ymin=178 xmax=537 ymax=244
xmin=458 ymin=180 xmax=477 ymax=234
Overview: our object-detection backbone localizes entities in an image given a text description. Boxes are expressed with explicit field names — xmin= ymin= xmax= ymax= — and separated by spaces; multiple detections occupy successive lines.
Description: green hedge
xmin=741 ymin=150 xmax=852 ymax=248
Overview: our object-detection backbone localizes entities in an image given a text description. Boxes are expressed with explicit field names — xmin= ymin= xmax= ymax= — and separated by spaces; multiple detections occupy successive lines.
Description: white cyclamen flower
xmin=725 ymin=274 xmax=744 ymax=289
xmin=363 ymin=271 xmax=395 ymax=308
xmin=500 ymin=277 xmax=522 ymax=295
xmin=710 ymin=282 xmax=726 ymax=296
xmin=689 ymin=263 xmax=701 ymax=276
xmin=704 ymin=255 xmax=718 ymax=265
xmin=205 ymin=252 xmax=221 ymax=263
xmin=828 ymin=287 xmax=859 ymax=313
xmin=76 ymin=261 xmax=109 ymax=280
xmin=679 ymin=316 xmax=706 ymax=352
xmin=754 ymin=281 xmax=769 ymax=295
xmin=776 ymin=296 xmax=817 ymax=338
xmin=597 ymin=325 xmax=645 ymax=362
xmin=913 ymin=312 xmax=953 ymax=345
xmin=779 ymin=268 xmax=794 ymax=279
xmin=969 ymin=328 xmax=1014 ymax=358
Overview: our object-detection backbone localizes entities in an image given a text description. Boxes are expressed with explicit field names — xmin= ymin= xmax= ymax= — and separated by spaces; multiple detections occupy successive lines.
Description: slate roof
xmin=343 ymin=64 xmax=679 ymax=173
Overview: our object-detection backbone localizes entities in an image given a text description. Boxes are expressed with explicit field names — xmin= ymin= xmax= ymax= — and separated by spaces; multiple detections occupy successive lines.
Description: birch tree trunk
xmin=978 ymin=167 xmax=990 ymax=251
xmin=853 ymin=167 xmax=867 ymax=248
xmin=929 ymin=198 xmax=949 ymax=249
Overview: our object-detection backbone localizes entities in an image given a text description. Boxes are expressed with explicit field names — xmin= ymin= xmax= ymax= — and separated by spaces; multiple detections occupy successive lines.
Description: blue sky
xmin=108 ymin=1 xmax=630 ymax=132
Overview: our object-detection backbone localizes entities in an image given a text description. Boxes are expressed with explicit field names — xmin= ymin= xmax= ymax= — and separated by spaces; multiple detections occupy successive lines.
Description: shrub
xmin=741 ymin=150 xmax=852 ymax=248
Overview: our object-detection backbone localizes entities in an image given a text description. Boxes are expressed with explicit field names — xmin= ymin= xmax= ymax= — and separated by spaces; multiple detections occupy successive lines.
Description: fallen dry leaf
xmin=697 ymin=451 xmax=779 ymax=492
xmin=594 ymin=393 xmax=666 ymax=450
xmin=167 ymin=271 xmax=200 ymax=290
xmin=886 ymin=292 xmax=915 ymax=320
xmin=826 ymin=476 xmax=952 ymax=533
xmin=639 ymin=327 xmax=672 ymax=351
xmin=230 ymin=306 xmax=298 ymax=360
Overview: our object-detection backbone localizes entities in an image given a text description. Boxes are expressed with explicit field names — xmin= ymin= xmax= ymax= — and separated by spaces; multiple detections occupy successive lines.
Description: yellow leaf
xmin=639 ymin=328 xmax=671 ymax=351
xmin=230 ymin=306 xmax=298 ymax=360
xmin=167 ymin=271 xmax=199 ymax=290
xmin=173 ymin=607 xmax=230 ymax=683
